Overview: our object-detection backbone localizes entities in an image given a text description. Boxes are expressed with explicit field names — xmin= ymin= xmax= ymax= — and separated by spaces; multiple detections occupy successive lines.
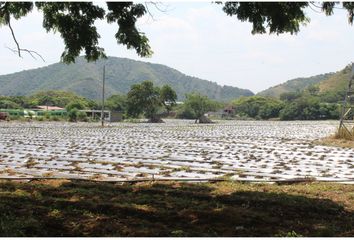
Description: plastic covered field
xmin=0 ymin=120 xmax=353 ymax=183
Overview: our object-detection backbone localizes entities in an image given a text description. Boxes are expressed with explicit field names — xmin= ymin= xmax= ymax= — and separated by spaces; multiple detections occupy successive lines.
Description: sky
xmin=0 ymin=2 xmax=354 ymax=93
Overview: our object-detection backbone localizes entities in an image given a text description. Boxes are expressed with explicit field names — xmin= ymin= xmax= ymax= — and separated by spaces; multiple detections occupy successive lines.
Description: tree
xmin=126 ymin=81 xmax=177 ymax=123
xmin=231 ymin=96 xmax=284 ymax=119
xmin=183 ymin=92 xmax=219 ymax=123
xmin=105 ymin=94 xmax=127 ymax=112
xmin=29 ymin=90 xmax=95 ymax=108
xmin=0 ymin=2 xmax=152 ymax=63
xmin=160 ymin=85 xmax=177 ymax=113
xmin=0 ymin=99 xmax=21 ymax=109
xmin=306 ymin=85 xmax=320 ymax=96
xmin=67 ymin=108 xmax=78 ymax=122
xmin=280 ymin=92 xmax=302 ymax=102
xmin=1 ymin=2 xmax=354 ymax=63
xmin=221 ymin=2 xmax=354 ymax=34
xmin=279 ymin=96 xmax=321 ymax=120
xmin=65 ymin=100 xmax=87 ymax=112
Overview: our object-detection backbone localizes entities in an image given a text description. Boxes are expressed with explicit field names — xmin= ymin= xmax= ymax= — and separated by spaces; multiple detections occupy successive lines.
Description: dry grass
xmin=314 ymin=135 xmax=354 ymax=149
xmin=0 ymin=180 xmax=353 ymax=237
xmin=335 ymin=127 xmax=354 ymax=141
xmin=313 ymin=126 xmax=354 ymax=148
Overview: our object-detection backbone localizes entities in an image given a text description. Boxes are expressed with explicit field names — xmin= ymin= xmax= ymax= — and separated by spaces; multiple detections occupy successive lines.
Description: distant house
xmin=205 ymin=106 xmax=236 ymax=119
xmin=35 ymin=105 xmax=65 ymax=111
xmin=79 ymin=110 xmax=123 ymax=122
xmin=223 ymin=106 xmax=236 ymax=117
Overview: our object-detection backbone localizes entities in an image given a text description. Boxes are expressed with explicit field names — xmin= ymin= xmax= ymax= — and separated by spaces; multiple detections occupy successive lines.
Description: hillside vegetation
xmin=258 ymin=63 xmax=353 ymax=100
xmin=318 ymin=64 xmax=352 ymax=94
xmin=258 ymin=73 xmax=334 ymax=98
xmin=0 ymin=57 xmax=253 ymax=101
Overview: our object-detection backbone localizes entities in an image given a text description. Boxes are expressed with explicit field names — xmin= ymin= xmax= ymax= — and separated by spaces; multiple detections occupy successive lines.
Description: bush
xmin=50 ymin=116 xmax=61 ymax=121
xmin=231 ymin=96 xmax=283 ymax=120
xmin=77 ymin=111 xmax=88 ymax=122
xmin=68 ymin=108 xmax=78 ymax=122
xmin=175 ymin=105 xmax=196 ymax=119
xmin=279 ymin=96 xmax=321 ymax=120
xmin=0 ymin=100 xmax=21 ymax=109
xmin=66 ymin=101 xmax=86 ymax=112
xmin=44 ymin=111 xmax=51 ymax=120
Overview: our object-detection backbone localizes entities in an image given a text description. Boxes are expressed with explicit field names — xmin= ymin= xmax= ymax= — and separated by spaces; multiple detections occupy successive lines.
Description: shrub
xmin=77 ymin=111 xmax=88 ymax=122
xmin=50 ymin=116 xmax=61 ymax=121
xmin=68 ymin=108 xmax=78 ymax=122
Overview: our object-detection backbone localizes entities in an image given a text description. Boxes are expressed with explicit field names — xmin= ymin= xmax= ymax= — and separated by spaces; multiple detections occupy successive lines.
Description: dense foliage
xmin=0 ymin=90 xmax=95 ymax=110
xmin=181 ymin=92 xmax=221 ymax=123
xmin=105 ymin=94 xmax=127 ymax=112
xmin=126 ymin=81 xmax=177 ymax=122
xmin=231 ymin=96 xmax=284 ymax=120
xmin=231 ymin=86 xmax=341 ymax=120
xmin=29 ymin=90 xmax=96 ymax=109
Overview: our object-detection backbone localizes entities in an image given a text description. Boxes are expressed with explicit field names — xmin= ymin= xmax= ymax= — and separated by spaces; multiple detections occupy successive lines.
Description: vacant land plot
xmin=0 ymin=120 xmax=353 ymax=182
xmin=0 ymin=180 xmax=353 ymax=237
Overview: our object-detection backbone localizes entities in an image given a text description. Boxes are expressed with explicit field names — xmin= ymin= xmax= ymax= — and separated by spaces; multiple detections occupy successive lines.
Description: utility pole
xmin=339 ymin=62 xmax=354 ymax=138
xmin=101 ymin=65 xmax=106 ymax=127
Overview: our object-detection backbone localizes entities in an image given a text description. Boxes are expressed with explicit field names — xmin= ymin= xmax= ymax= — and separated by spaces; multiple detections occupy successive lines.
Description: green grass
xmin=0 ymin=180 xmax=353 ymax=237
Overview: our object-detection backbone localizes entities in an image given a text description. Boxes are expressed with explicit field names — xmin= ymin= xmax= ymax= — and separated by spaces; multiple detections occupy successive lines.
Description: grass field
xmin=0 ymin=180 xmax=353 ymax=237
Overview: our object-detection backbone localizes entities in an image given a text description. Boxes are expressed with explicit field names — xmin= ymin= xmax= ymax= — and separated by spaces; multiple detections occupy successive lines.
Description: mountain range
xmin=1 ymin=56 xmax=351 ymax=101
xmin=0 ymin=56 xmax=254 ymax=101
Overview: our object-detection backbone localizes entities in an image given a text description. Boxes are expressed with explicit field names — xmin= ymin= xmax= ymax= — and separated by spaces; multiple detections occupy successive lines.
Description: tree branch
xmin=6 ymin=17 xmax=45 ymax=62
xmin=308 ymin=3 xmax=322 ymax=13
xmin=144 ymin=2 xmax=172 ymax=21
xmin=144 ymin=2 xmax=156 ymax=21
xmin=8 ymin=19 xmax=21 ymax=57
xmin=6 ymin=46 xmax=45 ymax=62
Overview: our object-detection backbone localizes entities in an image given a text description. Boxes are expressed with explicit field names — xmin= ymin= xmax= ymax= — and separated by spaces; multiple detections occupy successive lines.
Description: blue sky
xmin=0 ymin=2 xmax=353 ymax=93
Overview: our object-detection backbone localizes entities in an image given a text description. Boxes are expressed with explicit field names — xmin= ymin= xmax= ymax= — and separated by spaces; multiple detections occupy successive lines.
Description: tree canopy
xmin=29 ymin=90 xmax=96 ymax=108
xmin=105 ymin=94 xmax=127 ymax=112
xmin=229 ymin=89 xmax=340 ymax=121
xmin=126 ymin=81 xmax=177 ymax=122
xmin=0 ymin=2 xmax=152 ymax=63
xmin=1 ymin=2 xmax=354 ymax=63
xmin=231 ymin=96 xmax=284 ymax=119
xmin=183 ymin=92 xmax=220 ymax=123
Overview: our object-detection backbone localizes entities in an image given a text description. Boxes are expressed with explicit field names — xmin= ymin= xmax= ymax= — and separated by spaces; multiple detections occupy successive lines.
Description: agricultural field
xmin=0 ymin=120 xmax=353 ymax=183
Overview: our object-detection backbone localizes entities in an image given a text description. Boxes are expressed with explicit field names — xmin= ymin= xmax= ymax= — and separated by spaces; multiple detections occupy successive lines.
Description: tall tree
xmin=105 ymin=94 xmax=127 ymax=112
xmin=126 ymin=81 xmax=177 ymax=123
xmin=183 ymin=92 xmax=219 ymax=123
xmin=160 ymin=85 xmax=177 ymax=113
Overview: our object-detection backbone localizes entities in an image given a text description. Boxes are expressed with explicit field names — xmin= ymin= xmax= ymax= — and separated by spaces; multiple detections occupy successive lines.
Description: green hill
xmin=257 ymin=73 xmax=334 ymax=98
xmin=318 ymin=64 xmax=352 ymax=94
xmin=0 ymin=56 xmax=253 ymax=101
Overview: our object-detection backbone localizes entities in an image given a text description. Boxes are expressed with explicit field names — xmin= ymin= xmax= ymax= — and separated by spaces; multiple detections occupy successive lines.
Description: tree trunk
xmin=198 ymin=115 xmax=213 ymax=124
xmin=148 ymin=116 xmax=164 ymax=123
